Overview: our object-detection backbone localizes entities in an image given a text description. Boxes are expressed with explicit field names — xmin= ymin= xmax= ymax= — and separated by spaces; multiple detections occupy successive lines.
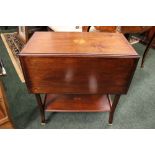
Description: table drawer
xmin=20 ymin=56 xmax=139 ymax=94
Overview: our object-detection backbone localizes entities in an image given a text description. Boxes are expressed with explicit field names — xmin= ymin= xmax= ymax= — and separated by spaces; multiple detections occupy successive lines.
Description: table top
xmin=21 ymin=32 xmax=138 ymax=57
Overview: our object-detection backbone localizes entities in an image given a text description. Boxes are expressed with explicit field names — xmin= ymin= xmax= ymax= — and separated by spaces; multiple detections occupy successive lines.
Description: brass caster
xmin=41 ymin=122 xmax=46 ymax=126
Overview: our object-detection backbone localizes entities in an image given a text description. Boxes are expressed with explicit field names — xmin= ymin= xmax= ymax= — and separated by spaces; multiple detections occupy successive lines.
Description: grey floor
xmin=0 ymin=29 xmax=155 ymax=128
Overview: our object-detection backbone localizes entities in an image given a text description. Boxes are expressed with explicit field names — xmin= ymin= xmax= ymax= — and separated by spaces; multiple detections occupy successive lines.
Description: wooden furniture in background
xmin=141 ymin=31 xmax=155 ymax=67
xmin=82 ymin=26 xmax=152 ymax=33
xmin=82 ymin=26 xmax=152 ymax=40
xmin=82 ymin=26 xmax=118 ymax=32
xmin=143 ymin=26 xmax=155 ymax=48
xmin=19 ymin=32 xmax=139 ymax=125
xmin=121 ymin=26 xmax=152 ymax=34
xmin=0 ymin=81 xmax=14 ymax=129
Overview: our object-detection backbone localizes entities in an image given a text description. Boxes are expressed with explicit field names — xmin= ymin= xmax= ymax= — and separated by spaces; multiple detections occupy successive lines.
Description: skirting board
xmin=0 ymin=33 xmax=25 ymax=83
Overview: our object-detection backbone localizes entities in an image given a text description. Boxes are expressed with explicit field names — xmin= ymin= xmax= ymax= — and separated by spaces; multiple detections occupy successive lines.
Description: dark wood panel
xmin=20 ymin=56 xmax=139 ymax=94
xmin=45 ymin=94 xmax=111 ymax=112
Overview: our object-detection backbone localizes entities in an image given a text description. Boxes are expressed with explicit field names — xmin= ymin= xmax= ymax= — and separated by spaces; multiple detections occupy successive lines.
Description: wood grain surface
xmin=20 ymin=56 xmax=138 ymax=94
xmin=21 ymin=32 xmax=138 ymax=56
xmin=45 ymin=94 xmax=111 ymax=112
xmin=19 ymin=32 xmax=139 ymax=94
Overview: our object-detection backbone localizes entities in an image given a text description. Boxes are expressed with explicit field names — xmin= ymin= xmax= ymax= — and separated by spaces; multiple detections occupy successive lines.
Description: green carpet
xmin=0 ymin=28 xmax=155 ymax=129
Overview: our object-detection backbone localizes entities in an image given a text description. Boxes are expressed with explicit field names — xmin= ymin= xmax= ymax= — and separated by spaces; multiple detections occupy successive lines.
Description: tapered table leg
xmin=82 ymin=26 xmax=91 ymax=32
xmin=35 ymin=94 xmax=46 ymax=125
xmin=141 ymin=33 xmax=155 ymax=68
xmin=109 ymin=95 xmax=121 ymax=125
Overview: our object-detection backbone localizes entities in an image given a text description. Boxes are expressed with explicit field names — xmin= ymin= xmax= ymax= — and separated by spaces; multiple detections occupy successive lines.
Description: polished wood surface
xmin=82 ymin=26 xmax=155 ymax=67
xmin=45 ymin=94 xmax=111 ymax=112
xmin=20 ymin=32 xmax=139 ymax=94
xmin=21 ymin=32 xmax=138 ymax=56
xmin=20 ymin=56 xmax=138 ymax=94
xmin=19 ymin=32 xmax=139 ymax=124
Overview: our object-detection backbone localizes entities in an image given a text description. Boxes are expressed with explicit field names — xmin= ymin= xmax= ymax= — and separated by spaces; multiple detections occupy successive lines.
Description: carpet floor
xmin=0 ymin=28 xmax=155 ymax=129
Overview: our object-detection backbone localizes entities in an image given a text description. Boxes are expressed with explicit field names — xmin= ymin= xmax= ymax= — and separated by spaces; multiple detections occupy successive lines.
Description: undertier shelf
xmin=45 ymin=94 xmax=112 ymax=112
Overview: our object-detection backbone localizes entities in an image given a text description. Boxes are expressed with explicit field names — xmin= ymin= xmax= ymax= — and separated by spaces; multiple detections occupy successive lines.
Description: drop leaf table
xmin=19 ymin=32 xmax=139 ymax=125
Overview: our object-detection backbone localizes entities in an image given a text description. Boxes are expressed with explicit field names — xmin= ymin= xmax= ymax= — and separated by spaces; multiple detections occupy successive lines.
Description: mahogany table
xmin=19 ymin=32 xmax=139 ymax=125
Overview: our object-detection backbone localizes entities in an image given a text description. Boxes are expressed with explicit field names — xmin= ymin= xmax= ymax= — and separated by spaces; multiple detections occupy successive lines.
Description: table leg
xmin=141 ymin=33 xmax=155 ymax=67
xmin=109 ymin=94 xmax=121 ymax=125
xmin=35 ymin=94 xmax=46 ymax=125
xmin=82 ymin=26 xmax=91 ymax=32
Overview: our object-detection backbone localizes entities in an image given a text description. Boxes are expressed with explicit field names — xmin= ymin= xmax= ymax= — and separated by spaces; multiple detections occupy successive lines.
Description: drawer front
xmin=20 ymin=56 xmax=138 ymax=94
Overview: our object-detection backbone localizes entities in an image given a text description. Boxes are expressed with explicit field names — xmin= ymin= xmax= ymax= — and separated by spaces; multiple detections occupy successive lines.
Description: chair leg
xmin=109 ymin=95 xmax=121 ymax=125
xmin=141 ymin=33 xmax=155 ymax=68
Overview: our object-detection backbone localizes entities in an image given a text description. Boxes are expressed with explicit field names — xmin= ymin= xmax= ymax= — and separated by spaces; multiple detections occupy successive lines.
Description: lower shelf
xmin=45 ymin=94 xmax=112 ymax=112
